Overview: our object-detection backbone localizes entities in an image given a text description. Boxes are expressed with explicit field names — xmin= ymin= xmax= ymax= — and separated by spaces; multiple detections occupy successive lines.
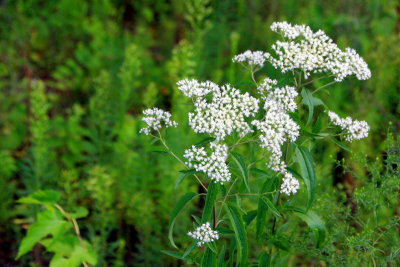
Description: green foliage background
xmin=0 ymin=0 xmax=399 ymax=266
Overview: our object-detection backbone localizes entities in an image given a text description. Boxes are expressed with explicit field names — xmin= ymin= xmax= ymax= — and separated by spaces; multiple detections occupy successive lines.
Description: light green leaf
xmin=257 ymin=176 xmax=277 ymax=238
xmin=68 ymin=207 xmax=88 ymax=219
xmin=168 ymin=192 xmax=198 ymax=249
xmin=201 ymin=182 xmax=218 ymax=224
xmin=17 ymin=210 xmax=67 ymax=259
xmin=261 ymin=197 xmax=281 ymax=218
xmin=182 ymin=241 xmax=197 ymax=259
xmin=195 ymin=137 xmax=216 ymax=147
xmin=331 ymin=137 xmax=352 ymax=152
xmin=301 ymin=88 xmax=324 ymax=125
xmin=18 ymin=190 xmax=61 ymax=205
xmin=226 ymin=204 xmax=248 ymax=266
xmin=295 ymin=210 xmax=326 ymax=247
xmin=231 ymin=152 xmax=250 ymax=192
xmin=295 ymin=145 xmax=316 ymax=210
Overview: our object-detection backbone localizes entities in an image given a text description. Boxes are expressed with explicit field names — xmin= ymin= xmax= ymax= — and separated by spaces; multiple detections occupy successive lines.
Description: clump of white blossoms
xmin=139 ymin=108 xmax=178 ymax=135
xmin=187 ymin=222 xmax=219 ymax=247
xmin=232 ymin=50 xmax=269 ymax=68
xmin=268 ymin=21 xmax=371 ymax=81
xmin=184 ymin=142 xmax=231 ymax=183
xmin=280 ymin=172 xmax=300 ymax=195
xmin=328 ymin=111 xmax=369 ymax=141
xmin=252 ymin=79 xmax=300 ymax=174
xmin=178 ymin=79 xmax=259 ymax=140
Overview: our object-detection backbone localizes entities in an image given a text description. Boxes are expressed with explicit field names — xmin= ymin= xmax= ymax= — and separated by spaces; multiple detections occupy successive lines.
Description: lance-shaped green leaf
xmin=201 ymin=182 xmax=218 ymax=224
xmin=295 ymin=145 xmax=316 ymax=209
xmin=201 ymin=247 xmax=217 ymax=267
xmin=261 ymin=197 xmax=281 ymax=218
xmin=330 ymin=137 xmax=352 ymax=152
xmin=258 ymin=251 xmax=270 ymax=267
xmin=175 ymin=169 xmax=198 ymax=189
xmin=256 ymin=176 xmax=277 ymax=238
xmin=231 ymin=152 xmax=250 ymax=192
xmin=295 ymin=210 xmax=326 ymax=247
xmin=301 ymin=88 xmax=324 ymax=125
xmin=168 ymin=192 xmax=198 ymax=249
xmin=226 ymin=204 xmax=248 ymax=266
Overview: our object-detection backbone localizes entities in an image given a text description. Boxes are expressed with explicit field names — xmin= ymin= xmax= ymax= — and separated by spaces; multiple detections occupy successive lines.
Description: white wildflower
xmin=177 ymin=79 xmax=219 ymax=98
xmin=280 ymin=172 xmax=300 ymax=195
xmin=181 ymin=81 xmax=259 ymax=140
xmin=232 ymin=50 xmax=270 ymax=68
xmin=184 ymin=142 xmax=231 ymax=183
xmin=188 ymin=222 xmax=219 ymax=247
xmin=252 ymin=81 xmax=299 ymax=173
xmin=327 ymin=111 xmax=369 ymax=141
xmin=140 ymin=108 xmax=178 ymax=135
xmin=257 ymin=77 xmax=278 ymax=95
xmin=268 ymin=21 xmax=371 ymax=81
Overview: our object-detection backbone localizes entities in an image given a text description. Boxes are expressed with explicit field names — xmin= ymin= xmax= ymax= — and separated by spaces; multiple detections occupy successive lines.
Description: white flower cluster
xmin=177 ymin=79 xmax=219 ymax=98
xmin=327 ymin=111 xmax=369 ymax=141
xmin=280 ymin=172 xmax=300 ymax=195
xmin=257 ymin=77 xmax=278 ymax=95
xmin=178 ymin=79 xmax=259 ymax=140
xmin=269 ymin=21 xmax=371 ymax=81
xmin=140 ymin=108 xmax=178 ymax=135
xmin=184 ymin=142 xmax=231 ymax=183
xmin=187 ymin=222 xmax=219 ymax=247
xmin=232 ymin=50 xmax=269 ymax=68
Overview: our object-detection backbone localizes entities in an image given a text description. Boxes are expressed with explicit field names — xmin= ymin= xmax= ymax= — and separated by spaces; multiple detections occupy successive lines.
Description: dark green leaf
xmin=226 ymin=204 xmax=248 ymax=266
xmin=161 ymin=250 xmax=184 ymax=260
xmin=182 ymin=241 xmax=197 ymax=259
xmin=195 ymin=137 xmax=216 ymax=147
xmin=243 ymin=210 xmax=257 ymax=226
xmin=217 ymin=243 xmax=226 ymax=267
xmin=176 ymin=169 xmax=198 ymax=188
xmin=168 ymin=192 xmax=198 ymax=249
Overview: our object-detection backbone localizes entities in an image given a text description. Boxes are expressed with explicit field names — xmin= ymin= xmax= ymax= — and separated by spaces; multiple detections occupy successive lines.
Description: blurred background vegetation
xmin=0 ymin=0 xmax=399 ymax=266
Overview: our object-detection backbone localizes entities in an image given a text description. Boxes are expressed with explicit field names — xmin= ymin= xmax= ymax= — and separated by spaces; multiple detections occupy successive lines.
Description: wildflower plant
xmin=141 ymin=22 xmax=371 ymax=265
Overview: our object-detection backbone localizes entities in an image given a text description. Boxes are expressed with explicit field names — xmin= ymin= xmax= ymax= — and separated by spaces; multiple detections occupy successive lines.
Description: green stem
xmin=157 ymin=131 xmax=208 ymax=192
xmin=312 ymin=81 xmax=336 ymax=94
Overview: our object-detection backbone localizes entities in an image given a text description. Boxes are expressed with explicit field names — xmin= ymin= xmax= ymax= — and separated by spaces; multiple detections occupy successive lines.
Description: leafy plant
xmin=16 ymin=190 xmax=96 ymax=267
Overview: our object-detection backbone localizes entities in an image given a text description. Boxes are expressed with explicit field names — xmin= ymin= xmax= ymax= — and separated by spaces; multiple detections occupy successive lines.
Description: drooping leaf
xmin=295 ymin=145 xmax=316 ymax=209
xmin=17 ymin=210 xmax=67 ymax=259
xmin=243 ymin=210 xmax=257 ymax=226
xmin=295 ymin=210 xmax=326 ymax=247
xmin=226 ymin=204 xmax=248 ymax=266
xmin=217 ymin=243 xmax=226 ymax=267
xmin=201 ymin=182 xmax=218 ymax=224
xmin=168 ymin=192 xmax=198 ymax=249
xmin=231 ymin=152 xmax=250 ymax=192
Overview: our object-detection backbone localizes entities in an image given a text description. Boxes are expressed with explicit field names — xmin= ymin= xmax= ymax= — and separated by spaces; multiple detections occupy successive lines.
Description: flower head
xmin=328 ymin=111 xmax=369 ymax=141
xmin=188 ymin=222 xmax=219 ymax=247
xmin=280 ymin=172 xmax=300 ymax=195
xmin=184 ymin=142 xmax=231 ymax=183
xmin=268 ymin=21 xmax=371 ymax=81
xmin=140 ymin=108 xmax=178 ymax=135
xmin=232 ymin=50 xmax=270 ymax=68
xmin=179 ymin=79 xmax=259 ymax=140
